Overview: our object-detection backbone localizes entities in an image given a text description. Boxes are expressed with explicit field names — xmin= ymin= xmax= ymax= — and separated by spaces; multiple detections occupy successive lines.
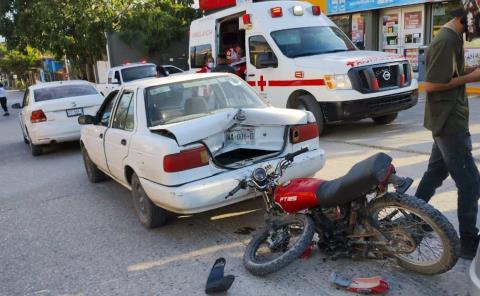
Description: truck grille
xmin=348 ymin=62 xmax=411 ymax=94
xmin=373 ymin=65 xmax=398 ymax=88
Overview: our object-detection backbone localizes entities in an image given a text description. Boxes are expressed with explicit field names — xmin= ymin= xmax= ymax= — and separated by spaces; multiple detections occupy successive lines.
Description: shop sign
xmin=465 ymin=48 xmax=480 ymax=68
xmin=327 ymin=0 xmax=427 ymax=15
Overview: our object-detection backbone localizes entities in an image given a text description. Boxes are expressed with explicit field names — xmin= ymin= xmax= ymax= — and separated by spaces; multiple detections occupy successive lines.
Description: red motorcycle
xmin=226 ymin=148 xmax=460 ymax=276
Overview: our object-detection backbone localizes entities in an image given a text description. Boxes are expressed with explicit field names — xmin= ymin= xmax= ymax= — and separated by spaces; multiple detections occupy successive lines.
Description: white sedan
xmin=12 ymin=80 xmax=104 ymax=156
xmin=78 ymin=73 xmax=325 ymax=228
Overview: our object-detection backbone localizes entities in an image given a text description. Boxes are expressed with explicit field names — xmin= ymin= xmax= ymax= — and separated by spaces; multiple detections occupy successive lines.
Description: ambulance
xmin=189 ymin=0 xmax=419 ymax=135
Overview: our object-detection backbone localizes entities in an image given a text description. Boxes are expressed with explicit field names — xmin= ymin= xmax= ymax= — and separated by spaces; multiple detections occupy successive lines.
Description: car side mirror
xmin=78 ymin=115 xmax=95 ymax=125
xmin=11 ymin=103 xmax=22 ymax=109
xmin=255 ymin=53 xmax=278 ymax=69
xmin=112 ymin=78 xmax=120 ymax=85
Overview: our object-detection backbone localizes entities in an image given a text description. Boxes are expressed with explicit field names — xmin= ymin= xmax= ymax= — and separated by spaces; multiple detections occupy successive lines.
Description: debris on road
xmin=205 ymin=258 xmax=235 ymax=294
xmin=329 ymin=272 xmax=389 ymax=294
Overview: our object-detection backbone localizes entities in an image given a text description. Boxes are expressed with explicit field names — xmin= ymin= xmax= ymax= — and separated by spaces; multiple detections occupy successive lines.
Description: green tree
xmin=0 ymin=0 xmax=200 ymax=80
xmin=0 ymin=43 xmax=42 ymax=86
xmin=118 ymin=0 xmax=201 ymax=54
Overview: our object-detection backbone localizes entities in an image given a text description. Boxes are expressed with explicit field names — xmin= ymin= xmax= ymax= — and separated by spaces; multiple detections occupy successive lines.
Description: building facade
xmin=327 ymin=0 xmax=480 ymax=70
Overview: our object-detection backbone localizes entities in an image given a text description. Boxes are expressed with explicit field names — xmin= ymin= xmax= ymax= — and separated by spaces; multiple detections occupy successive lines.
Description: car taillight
xmin=290 ymin=123 xmax=319 ymax=144
xmin=163 ymin=146 xmax=209 ymax=173
xmin=31 ymin=110 xmax=47 ymax=123
xmin=271 ymin=7 xmax=283 ymax=18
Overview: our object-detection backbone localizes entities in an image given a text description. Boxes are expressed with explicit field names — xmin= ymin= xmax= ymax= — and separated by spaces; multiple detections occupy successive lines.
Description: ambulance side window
xmin=190 ymin=44 xmax=212 ymax=68
xmin=249 ymin=35 xmax=276 ymax=68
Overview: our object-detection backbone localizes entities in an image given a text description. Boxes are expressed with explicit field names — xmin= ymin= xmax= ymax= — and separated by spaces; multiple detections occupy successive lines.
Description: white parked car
xmin=79 ymin=73 xmax=325 ymax=228
xmin=12 ymin=80 xmax=104 ymax=156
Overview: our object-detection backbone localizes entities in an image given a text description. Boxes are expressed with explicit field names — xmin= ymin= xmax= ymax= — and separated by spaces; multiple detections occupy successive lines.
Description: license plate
xmin=66 ymin=107 xmax=83 ymax=117
xmin=225 ymin=127 xmax=255 ymax=146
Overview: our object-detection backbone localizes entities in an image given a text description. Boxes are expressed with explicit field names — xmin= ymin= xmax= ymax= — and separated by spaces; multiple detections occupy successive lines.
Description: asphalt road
xmin=0 ymin=90 xmax=476 ymax=296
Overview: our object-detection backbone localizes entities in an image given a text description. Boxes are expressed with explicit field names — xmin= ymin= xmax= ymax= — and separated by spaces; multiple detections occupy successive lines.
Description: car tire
xmin=293 ymin=94 xmax=325 ymax=136
xmin=29 ymin=141 xmax=43 ymax=156
xmin=372 ymin=113 xmax=398 ymax=125
xmin=81 ymin=146 xmax=107 ymax=183
xmin=131 ymin=173 xmax=171 ymax=228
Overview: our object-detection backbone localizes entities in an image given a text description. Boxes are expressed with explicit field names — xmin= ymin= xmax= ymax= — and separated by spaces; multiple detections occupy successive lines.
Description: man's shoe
xmin=3 ymin=112 xmax=9 ymax=116
xmin=460 ymin=235 xmax=479 ymax=260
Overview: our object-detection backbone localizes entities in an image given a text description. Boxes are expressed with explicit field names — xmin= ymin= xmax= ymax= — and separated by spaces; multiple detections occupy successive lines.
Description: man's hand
xmin=467 ymin=68 xmax=480 ymax=83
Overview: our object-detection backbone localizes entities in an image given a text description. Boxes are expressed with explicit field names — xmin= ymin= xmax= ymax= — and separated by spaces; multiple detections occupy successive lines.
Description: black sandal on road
xmin=205 ymin=258 xmax=235 ymax=294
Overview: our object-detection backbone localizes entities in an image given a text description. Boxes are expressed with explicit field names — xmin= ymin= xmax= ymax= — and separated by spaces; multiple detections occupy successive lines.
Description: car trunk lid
xmin=38 ymin=94 xmax=103 ymax=122
xmin=150 ymin=107 xmax=312 ymax=169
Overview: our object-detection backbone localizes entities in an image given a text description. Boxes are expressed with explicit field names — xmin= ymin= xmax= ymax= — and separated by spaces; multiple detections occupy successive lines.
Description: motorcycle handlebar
xmin=285 ymin=147 xmax=309 ymax=162
xmin=225 ymin=180 xmax=247 ymax=199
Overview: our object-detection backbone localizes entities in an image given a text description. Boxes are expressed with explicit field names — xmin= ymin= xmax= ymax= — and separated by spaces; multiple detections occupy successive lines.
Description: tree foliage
xmin=0 ymin=43 xmax=42 ymax=82
xmin=119 ymin=0 xmax=201 ymax=53
xmin=0 ymin=0 xmax=200 ymax=62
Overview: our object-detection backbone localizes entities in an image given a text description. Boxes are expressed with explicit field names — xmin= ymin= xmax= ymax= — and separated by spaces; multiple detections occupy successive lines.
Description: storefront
xmin=328 ymin=0 xmax=428 ymax=70
xmin=327 ymin=0 xmax=480 ymax=69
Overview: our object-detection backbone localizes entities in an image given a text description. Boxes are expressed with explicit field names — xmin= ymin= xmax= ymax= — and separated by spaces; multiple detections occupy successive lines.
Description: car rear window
xmin=121 ymin=65 xmax=157 ymax=82
xmin=34 ymin=84 xmax=98 ymax=102
xmin=145 ymin=76 xmax=265 ymax=127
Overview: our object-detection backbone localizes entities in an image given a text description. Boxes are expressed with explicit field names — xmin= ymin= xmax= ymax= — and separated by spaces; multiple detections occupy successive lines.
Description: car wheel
xmin=293 ymin=94 xmax=325 ymax=136
xmin=29 ymin=141 xmax=43 ymax=156
xmin=131 ymin=173 xmax=171 ymax=228
xmin=372 ymin=113 xmax=398 ymax=125
xmin=81 ymin=146 xmax=106 ymax=183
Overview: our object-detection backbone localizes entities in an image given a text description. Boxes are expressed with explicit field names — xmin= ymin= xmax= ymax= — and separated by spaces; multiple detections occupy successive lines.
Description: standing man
xmin=0 ymin=82 xmax=9 ymax=116
xmin=415 ymin=3 xmax=480 ymax=260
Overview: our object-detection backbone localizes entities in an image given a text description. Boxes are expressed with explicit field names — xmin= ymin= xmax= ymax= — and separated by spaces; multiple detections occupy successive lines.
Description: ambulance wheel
xmin=372 ymin=113 xmax=398 ymax=125
xmin=294 ymin=95 xmax=325 ymax=136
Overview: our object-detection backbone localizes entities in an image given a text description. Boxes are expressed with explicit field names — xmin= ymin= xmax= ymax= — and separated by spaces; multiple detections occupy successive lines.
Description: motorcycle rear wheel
xmin=243 ymin=214 xmax=315 ymax=276
xmin=368 ymin=193 xmax=460 ymax=275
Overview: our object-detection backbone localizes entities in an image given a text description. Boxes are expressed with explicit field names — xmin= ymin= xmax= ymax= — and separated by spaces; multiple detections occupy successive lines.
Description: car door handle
xmin=248 ymin=74 xmax=255 ymax=77
xmin=99 ymin=133 xmax=103 ymax=139
xmin=121 ymin=139 xmax=127 ymax=146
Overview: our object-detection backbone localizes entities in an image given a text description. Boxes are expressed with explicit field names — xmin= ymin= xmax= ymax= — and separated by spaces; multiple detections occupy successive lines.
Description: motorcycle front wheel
xmin=368 ymin=193 xmax=460 ymax=275
xmin=243 ymin=214 xmax=315 ymax=276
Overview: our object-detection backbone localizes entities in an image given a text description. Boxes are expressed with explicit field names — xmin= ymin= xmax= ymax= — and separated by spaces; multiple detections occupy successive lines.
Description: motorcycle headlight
xmin=324 ymin=74 xmax=352 ymax=90
xmin=253 ymin=167 xmax=267 ymax=183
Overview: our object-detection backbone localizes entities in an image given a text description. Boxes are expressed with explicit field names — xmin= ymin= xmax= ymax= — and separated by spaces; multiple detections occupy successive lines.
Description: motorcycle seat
xmin=315 ymin=153 xmax=392 ymax=207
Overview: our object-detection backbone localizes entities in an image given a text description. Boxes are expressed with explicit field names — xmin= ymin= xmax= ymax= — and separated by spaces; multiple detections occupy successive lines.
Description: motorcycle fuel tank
xmin=274 ymin=178 xmax=325 ymax=213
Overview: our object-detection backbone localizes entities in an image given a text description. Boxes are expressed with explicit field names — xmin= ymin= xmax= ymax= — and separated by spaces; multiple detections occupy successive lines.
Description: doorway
xmin=380 ymin=5 xmax=424 ymax=71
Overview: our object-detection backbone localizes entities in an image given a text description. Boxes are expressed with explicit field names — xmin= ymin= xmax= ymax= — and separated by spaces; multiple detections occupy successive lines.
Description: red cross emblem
xmin=258 ymin=75 xmax=267 ymax=91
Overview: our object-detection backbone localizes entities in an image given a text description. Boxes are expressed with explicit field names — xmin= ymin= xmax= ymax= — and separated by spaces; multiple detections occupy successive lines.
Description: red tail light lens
xmin=290 ymin=123 xmax=319 ymax=144
xmin=164 ymin=146 xmax=209 ymax=173
xmin=270 ymin=7 xmax=283 ymax=18
xmin=31 ymin=110 xmax=47 ymax=123
xmin=312 ymin=6 xmax=321 ymax=15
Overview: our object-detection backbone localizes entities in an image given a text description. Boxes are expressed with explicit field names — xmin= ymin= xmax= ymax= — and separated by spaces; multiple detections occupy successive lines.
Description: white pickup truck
xmin=96 ymin=63 xmax=186 ymax=97
xmin=96 ymin=63 xmax=158 ymax=96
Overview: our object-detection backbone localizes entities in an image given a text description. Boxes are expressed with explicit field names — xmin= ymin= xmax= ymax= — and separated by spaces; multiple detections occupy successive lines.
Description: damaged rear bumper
xmin=140 ymin=148 xmax=325 ymax=214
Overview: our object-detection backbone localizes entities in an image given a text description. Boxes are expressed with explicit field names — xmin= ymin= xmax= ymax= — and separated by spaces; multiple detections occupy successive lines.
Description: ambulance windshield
xmin=271 ymin=26 xmax=356 ymax=58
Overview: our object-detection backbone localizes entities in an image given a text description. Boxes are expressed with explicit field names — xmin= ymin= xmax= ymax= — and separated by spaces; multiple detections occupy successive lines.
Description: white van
xmin=189 ymin=0 xmax=419 ymax=135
